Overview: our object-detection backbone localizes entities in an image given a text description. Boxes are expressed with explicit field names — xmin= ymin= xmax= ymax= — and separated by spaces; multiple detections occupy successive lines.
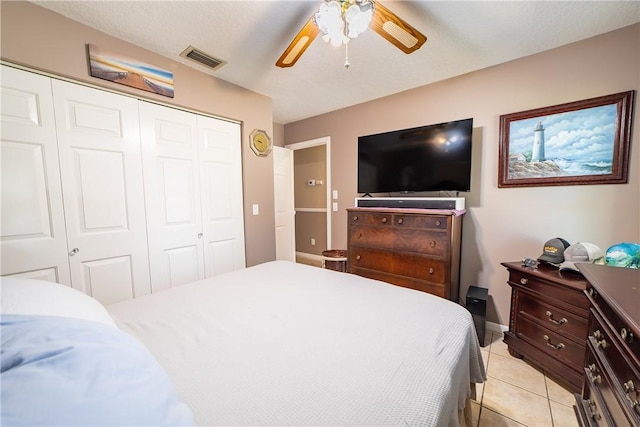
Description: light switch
xmin=252 ymin=204 xmax=259 ymax=215
xmin=332 ymin=190 xmax=338 ymax=199
xmin=332 ymin=202 xmax=338 ymax=212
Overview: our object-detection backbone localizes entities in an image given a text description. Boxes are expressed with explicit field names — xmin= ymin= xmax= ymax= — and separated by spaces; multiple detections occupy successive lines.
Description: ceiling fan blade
xmin=276 ymin=16 xmax=320 ymax=68
xmin=370 ymin=1 xmax=427 ymax=54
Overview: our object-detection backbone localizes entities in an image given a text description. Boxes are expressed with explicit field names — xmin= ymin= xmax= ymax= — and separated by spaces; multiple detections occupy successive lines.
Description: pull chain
xmin=344 ymin=42 xmax=350 ymax=69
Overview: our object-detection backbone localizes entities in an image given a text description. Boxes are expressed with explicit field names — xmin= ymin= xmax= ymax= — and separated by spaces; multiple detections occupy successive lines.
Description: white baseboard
xmin=486 ymin=321 xmax=508 ymax=334
xmin=295 ymin=252 xmax=323 ymax=263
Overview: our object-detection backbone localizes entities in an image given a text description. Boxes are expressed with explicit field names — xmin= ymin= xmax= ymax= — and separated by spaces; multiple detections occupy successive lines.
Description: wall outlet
xmin=332 ymin=190 xmax=338 ymax=199
xmin=252 ymin=204 xmax=259 ymax=215
xmin=332 ymin=202 xmax=338 ymax=212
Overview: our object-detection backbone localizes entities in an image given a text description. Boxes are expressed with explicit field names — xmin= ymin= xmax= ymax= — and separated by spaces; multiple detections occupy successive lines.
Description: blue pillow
xmin=1 ymin=314 xmax=194 ymax=426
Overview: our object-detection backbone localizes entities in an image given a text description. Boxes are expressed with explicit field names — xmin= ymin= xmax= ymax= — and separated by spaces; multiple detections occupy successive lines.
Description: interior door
xmin=0 ymin=65 xmax=71 ymax=283
xmin=273 ymin=146 xmax=295 ymax=261
xmin=139 ymin=101 xmax=204 ymax=293
xmin=52 ymin=80 xmax=150 ymax=304
xmin=197 ymin=116 xmax=245 ymax=276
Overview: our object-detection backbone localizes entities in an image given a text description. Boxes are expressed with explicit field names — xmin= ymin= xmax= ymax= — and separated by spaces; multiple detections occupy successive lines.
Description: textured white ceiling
xmin=33 ymin=1 xmax=640 ymax=124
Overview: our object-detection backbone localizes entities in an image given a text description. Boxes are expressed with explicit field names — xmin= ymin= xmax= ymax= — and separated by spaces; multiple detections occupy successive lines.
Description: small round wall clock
xmin=249 ymin=129 xmax=272 ymax=157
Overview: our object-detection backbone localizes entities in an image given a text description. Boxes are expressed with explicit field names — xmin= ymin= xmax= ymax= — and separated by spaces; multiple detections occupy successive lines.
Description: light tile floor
xmin=472 ymin=331 xmax=580 ymax=427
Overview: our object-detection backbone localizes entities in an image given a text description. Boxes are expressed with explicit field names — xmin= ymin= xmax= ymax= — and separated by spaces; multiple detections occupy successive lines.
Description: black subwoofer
xmin=466 ymin=286 xmax=488 ymax=346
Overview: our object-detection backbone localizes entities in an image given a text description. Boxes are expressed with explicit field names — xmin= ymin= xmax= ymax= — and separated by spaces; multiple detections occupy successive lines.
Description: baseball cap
xmin=537 ymin=237 xmax=570 ymax=265
xmin=605 ymin=242 xmax=640 ymax=269
xmin=559 ymin=242 xmax=605 ymax=272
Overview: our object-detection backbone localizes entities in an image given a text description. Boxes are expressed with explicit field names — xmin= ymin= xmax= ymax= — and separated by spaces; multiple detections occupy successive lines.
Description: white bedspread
xmin=107 ymin=261 xmax=485 ymax=427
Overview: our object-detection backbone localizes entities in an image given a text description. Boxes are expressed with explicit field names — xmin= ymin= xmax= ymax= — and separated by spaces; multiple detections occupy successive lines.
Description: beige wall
xmin=1 ymin=1 xmax=276 ymax=266
xmin=284 ymin=24 xmax=640 ymax=325
xmin=294 ymin=146 xmax=327 ymax=255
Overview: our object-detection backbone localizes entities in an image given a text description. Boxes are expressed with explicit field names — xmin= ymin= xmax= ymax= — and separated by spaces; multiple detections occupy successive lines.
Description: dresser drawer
xmin=348 ymin=211 xmax=393 ymax=226
xmin=585 ymin=345 xmax=636 ymax=427
xmin=349 ymin=225 xmax=396 ymax=250
xmin=589 ymin=287 xmax=640 ymax=361
xmin=589 ymin=310 xmax=640 ymax=424
xmin=393 ymin=214 xmax=449 ymax=230
xmin=519 ymin=292 xmax=588 ymax=343
xmin=517 ymin=315 xmax=585 ymax=369
xmin=348 ymin=247 xmax=446 ymax=283
xmin=349 ymin=266 xmax=447 ymax=298
xmin=394 ymin=229 xmax=448 ymax=256
xmin=508 ymin=269 xmax=590 ymax=311
xmin=582 ymin=357 xmax=616 ymax=427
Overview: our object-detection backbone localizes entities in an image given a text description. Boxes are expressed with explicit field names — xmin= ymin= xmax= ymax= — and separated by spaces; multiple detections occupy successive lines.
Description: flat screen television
xmin=357 ymin=118 xmax=473 ymax=194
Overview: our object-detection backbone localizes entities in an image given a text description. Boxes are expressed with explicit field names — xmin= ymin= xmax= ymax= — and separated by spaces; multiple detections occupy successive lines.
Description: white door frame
xmin=285 ymin=136 xmax=332 ymax=252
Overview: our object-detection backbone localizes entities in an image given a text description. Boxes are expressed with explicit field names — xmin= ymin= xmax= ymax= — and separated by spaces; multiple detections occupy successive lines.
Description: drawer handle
xmin=591 ymin=374 xmax=602 ymax=385
xmin=543 ymin=335 xmax=565 ymax=350
xmin=520 ymin=278 xmax=528 ymax=285
xmin=621 ymin=327 xmax=634 ymax=343
xmin=429 ymin=241 xmax=436 ymax=248
xmin=381 ymin=217 xmax=388 ymax=223
xmin=624 ymin=380 xmax=639 ymax=408
xmin=587 ymin=399 xmax=601 ymax=421
xmin=397 ymin=218 xmax=403 ymax=224
xmin=593 ymin=330 xmax=602 ymax=339
xmin=595 ymin=337 xmax=608 ymax=349
xmin=356 ymin=255 xmax=361 ymax=261
xmin=428 ymin=268 xmax=434 ymax=274
xmin=545 ymin=311 xmax=567 ymax=325
xmin=588 ymin=363 xmax=597 ymax=373
xmin=353 ymin=215 xmax=359 ymax=221
xmin=356 ymin=233 xmax=362 ymax=239
xmin=435 ymin=220 xmax=441 ymax=226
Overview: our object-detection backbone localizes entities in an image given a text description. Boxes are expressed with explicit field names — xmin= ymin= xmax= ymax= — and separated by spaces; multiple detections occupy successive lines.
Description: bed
xmin=1 ymin=260 xmax=485 ymax=426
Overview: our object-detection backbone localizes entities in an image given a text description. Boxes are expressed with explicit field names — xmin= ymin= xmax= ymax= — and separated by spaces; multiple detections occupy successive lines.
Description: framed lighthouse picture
xmin=498 ymin=90 xmax=634 ymax=188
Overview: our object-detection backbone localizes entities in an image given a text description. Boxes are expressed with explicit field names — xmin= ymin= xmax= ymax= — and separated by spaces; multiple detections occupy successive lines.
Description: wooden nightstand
xmin=502 ymin=261 xmax=590 ymax=393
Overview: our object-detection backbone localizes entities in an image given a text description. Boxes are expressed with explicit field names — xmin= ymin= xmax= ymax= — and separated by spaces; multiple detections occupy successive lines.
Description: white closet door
xmin=52 ymin=80 xmax=150 ymax=304
xmin=139 ymin=101 xmax=204 ymax=292
xmin=0 ymin=66 xmax=71 ymax=284
xmin=197 ymin=117 xmax=245 ymax=276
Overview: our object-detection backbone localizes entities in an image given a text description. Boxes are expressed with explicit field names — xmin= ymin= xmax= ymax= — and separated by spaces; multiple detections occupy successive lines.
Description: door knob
xmin=69 ymin=248 xmax=79 ymax=256
xmin=197 ymin=233 xmax=203 ymax=239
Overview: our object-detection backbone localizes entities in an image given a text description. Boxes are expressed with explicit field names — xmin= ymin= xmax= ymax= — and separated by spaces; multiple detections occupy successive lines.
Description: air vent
xmin=180 ymin=46 xmax=226 ymax=71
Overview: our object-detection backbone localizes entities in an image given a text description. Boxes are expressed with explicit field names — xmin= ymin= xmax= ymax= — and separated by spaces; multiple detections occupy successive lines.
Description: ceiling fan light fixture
xmin=315 ymin=0 xmax=374 ymax=47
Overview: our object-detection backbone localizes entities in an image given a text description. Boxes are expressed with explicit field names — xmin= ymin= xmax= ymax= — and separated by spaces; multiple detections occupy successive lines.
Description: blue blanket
xmin=1 ymin=314 xmax=194 ymax=426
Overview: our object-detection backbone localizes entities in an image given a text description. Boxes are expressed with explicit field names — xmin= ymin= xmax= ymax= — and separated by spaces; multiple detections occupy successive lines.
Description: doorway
xmin=274 ymin=137 xmax=331 ymax=266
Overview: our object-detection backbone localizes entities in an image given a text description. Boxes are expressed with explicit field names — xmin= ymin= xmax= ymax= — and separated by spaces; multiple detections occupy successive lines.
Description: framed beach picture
xmin=498 ymin=91 xmax=634 ymax=188
xmin=87 ymin=44 xmax=174 ymax=98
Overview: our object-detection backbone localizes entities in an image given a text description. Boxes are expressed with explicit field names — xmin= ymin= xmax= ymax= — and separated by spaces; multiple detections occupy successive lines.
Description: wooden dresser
xmin=502 ymin=261 xmax=590 ymax=393
xmin=346 ymin=207 xmax=463 ymax=302
xmin=574 ymin=263 xmax=640 ymax=427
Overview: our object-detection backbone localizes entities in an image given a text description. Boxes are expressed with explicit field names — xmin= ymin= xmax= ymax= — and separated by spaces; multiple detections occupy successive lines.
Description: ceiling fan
xmin=276 ymin=0 xmax=427 ymax=68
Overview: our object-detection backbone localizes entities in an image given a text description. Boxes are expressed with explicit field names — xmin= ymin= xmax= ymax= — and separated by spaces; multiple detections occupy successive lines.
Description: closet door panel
xmin=197 ymin=117 xmax=245 ymax=276
xmin=139 ymin=102 xmax=203 ymax=292
xmin=52 ymin=80 xmax=150 ymax=302
xmin=0 ymin=66 xmax=71 ymax=284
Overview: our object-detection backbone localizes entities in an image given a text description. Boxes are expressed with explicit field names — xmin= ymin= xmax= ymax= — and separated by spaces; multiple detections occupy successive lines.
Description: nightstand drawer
xmin=519 ymin=292 xmax=588 ymax=343
xmin=517 ymin=315 xmax=585 ymax=369
xmin=508 ymin=269 xmax=590 ymax=310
